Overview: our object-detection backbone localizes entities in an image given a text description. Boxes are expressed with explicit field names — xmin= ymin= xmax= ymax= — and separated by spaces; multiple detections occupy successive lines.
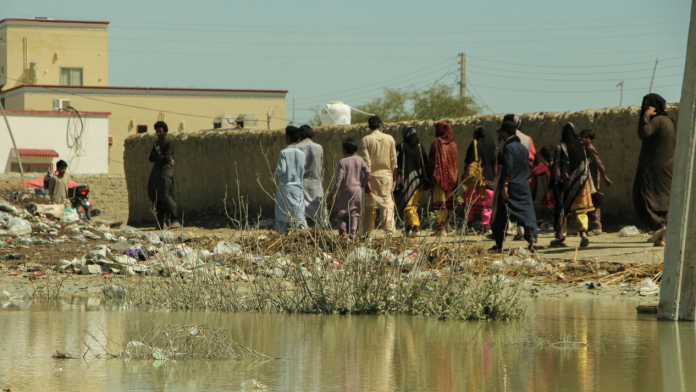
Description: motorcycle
xmin=68 ymin=184 xmax=101 ymax=221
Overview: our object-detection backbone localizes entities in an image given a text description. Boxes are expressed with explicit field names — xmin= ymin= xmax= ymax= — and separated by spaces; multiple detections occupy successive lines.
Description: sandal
xmin=580 ymin=237 xmax=590 ymax=247
xmin=549 ymin=240 xmax=567 ymax=248
xmin=647 ymin=227 xmax=666 ymax=243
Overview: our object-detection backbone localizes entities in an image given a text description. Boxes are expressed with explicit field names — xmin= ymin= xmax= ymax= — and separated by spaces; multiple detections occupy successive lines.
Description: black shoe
xmin=549 ymin=240 xmax=567 ymax=248
xmin=513 ymin=234 xmax=523 ymax=241
xmin=580 ymin=237 xmax=590 ymax=247
xmin=488 ymin=245 xmax=503 ymax=252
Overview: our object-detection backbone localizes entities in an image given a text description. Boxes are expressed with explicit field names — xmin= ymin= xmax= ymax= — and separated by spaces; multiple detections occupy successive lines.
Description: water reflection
xmin=0 ymin=297 xmax=687 ymax=391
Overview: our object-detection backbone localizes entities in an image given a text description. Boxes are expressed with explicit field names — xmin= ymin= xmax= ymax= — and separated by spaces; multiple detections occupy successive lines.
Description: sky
xmin=1 ymin=0 xmax=691 ymax=124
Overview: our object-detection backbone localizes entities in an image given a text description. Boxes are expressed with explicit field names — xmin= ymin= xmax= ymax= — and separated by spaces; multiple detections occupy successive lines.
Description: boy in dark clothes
xmin=580 ymin=129 xmax=612 ymax=234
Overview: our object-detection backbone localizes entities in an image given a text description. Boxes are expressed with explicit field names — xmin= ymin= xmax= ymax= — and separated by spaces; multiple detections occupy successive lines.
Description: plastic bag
xmin=618 ymin=226 xmax=641 ymax=237
xmin=346 ymin=247 xmax=377 ymax=263
xmin=6 ymin=218 xmax=32 ymax=235
xmin=61 ymin=208 xmax=80 ymax=223
xmin=212 ymin=241 xmax=243 ymax=256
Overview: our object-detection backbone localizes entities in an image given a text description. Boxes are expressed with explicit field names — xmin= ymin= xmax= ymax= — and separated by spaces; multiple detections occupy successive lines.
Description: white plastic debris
xmin=394 ymin=250 xmax=419 ymax=266
xmin=618 ymin=226 xmax=641 ymax=237
xmin=379 ymin=251 xmax=395 ymax=263
xmin=61 ymin=208 xmax=80 ymax=223
xmin=346 ymin=247 xmax=377 ymax=263
xmin=82 ymin=264 xmax=102 ymax=275
xmin=637 ymin=278 xmax=660 ymax=295
xmin=212 ymin=241 xmax=243 ymax=256
xmin=1 ymin=288 xmax=32 ymax=300
xmin=6 ymin=218 xmax=32 ymax=235
xmin=102 ymin=284 xmax=127 ymax=299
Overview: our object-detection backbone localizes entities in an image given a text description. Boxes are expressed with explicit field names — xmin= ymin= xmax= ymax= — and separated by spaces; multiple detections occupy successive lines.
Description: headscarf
xmin=403 ymin=125 xmax=419 ymax=147
xmin=429 ymin=122 xmax=459 ymax=198
xmin=395 ymin=126 xmax=428 ymax=211
xmin=465 ymin=126 xmax=496 ymax=184
xmin=552 ymin=122 xmax=591 ymax=231
xmin=641 ymin=93 xmax=668 ymax=117
xmin=560 ymin=123 xmax=586 ymax=174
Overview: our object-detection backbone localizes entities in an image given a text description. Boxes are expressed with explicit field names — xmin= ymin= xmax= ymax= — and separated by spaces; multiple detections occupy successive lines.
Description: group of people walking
xmin=147 ymin=93 xmax=675 ymax=250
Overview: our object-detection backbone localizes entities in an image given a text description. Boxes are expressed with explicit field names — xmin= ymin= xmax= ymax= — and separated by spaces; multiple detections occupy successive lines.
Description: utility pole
xmin=659 ymin=1 xmax=696 ymax=321
xmin=293 ymin=98 xmax=295 ymax=125
xmin=616 ymin=81 xmax=624 ymax=107
xmin=649 ymin=58 xmax=659 ymax=93
xmin=459 ymin=52 xmax=466 ymax=99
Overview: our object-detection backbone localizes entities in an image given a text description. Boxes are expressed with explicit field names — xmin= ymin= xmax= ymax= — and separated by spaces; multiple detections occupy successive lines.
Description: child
xmin=48 ymin=159 xmax=70 ymax=205
xmin=579 ymin=129 xmax=612 ymax=234
xmin=328 ymin=138 xmax=372 ymax=240
xmin=530 ymin=146 xmax=555 ymax=227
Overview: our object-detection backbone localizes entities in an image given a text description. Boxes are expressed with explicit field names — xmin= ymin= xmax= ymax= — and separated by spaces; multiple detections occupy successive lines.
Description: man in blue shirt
xmin=274 ymin=126 xmax=307 ymax=234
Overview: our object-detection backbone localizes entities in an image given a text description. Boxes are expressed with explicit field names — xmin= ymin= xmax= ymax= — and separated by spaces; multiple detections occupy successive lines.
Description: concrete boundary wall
xmin=124 ymin=104 xmax=679 ymax=225
xmin=0 ymin=173 xmax=128 ymax=223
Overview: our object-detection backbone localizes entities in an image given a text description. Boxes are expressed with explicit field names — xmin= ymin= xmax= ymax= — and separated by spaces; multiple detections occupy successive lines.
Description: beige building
xmin=0 ymin=18 xmax=288 ymax=174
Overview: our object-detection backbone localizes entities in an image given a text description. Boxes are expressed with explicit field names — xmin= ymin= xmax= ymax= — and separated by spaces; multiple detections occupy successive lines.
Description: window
xmin=60 ymin=68 xmax=83 ymax=86
xmin=137 ymin=125 xmax=148 ymax=133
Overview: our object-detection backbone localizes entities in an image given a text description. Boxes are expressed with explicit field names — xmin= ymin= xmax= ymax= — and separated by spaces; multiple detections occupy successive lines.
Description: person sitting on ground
xmin=579 ymin=129 xmax=612 ymax=235
xmin=148 ymin=121 xmax=181 ymax=228
xmin=274 ymin=126 xmax=307 ymax=234
xmin=529 ymin=145 xmax=556 ymax=226
xmin=48 ymin=159 xmax=70 ymax=205
xmin=362 ymin=116 xmax=398 ymax=236
xmin=551 ymin=123 xmax=594 ymax=248
xmin=297 ymin=124 xmax=328 ymax=227
xmin=328 ymin=138 xmax=372 ymax=241
xmin=428 ymin=122 xmax=459 ymax=237
xmin=490 ymin=121 xmax=538 ymax=251
xmin=394 ymin=126 xmax=429 ymax=237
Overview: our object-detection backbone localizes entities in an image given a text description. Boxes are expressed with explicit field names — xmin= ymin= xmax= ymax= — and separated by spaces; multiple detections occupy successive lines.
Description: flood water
xmin=0 ymin=297 xmax=694 ymax=392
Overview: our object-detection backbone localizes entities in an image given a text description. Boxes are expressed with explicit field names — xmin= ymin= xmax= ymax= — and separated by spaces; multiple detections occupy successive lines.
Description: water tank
xmin=321 ymin=101 xmax=351 ymax=126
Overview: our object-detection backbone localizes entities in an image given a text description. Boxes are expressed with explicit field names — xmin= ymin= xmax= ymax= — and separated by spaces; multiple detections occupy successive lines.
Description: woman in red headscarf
xmin=428 ymin=122 xmax=458 ymax=236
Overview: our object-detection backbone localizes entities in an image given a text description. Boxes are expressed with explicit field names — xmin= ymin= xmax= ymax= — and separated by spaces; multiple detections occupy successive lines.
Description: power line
xmin=467 ymin=70 xmax=683 ymax=83
xmin=1 ymin=12 xmax=687 ymax=29
xmin=11 ymin=30 xmax=684 ymax=47
xmin=293 ymin=57 xmax=456 ymax=102
xmin=466 ymin=79 xmax=494 ymax=114
xmin=1 ymin=42 xmax=686 ymax=61
xmin=468 ymin=55 xmax=685 ymax=68
xmin=102 ymin=20 xmax=688 ymax=36
xmin=470 ymin=82 xmax=682 ymax=94
xmin=466 ymin=62 xmax=683 ymax=75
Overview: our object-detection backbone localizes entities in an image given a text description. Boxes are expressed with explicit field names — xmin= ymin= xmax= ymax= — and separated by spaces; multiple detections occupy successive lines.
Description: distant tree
xmin=352 ymin=83 xmax=481 ymax=124
xmin=301 ymin=83 xmax=480 ymax=127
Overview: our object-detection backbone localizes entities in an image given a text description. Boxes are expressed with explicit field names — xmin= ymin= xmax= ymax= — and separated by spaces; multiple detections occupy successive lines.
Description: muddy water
xmin=0 ymin=297 xmax=693 ymax=392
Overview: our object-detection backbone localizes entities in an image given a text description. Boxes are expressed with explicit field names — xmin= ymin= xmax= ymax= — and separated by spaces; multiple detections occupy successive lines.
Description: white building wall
xmin=0 ymin=111 xmax=109 ymax=173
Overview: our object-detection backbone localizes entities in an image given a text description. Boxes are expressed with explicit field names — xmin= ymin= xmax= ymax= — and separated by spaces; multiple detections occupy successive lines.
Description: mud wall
xmin=124 ymin=104 xmax=678 ymax=225
xmin=0 ymin=173 xmax=128 ymax=223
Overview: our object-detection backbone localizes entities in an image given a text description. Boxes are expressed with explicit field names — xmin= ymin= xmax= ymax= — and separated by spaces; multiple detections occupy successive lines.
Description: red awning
xmin=11 ymin=148 xmax=60 ymax=158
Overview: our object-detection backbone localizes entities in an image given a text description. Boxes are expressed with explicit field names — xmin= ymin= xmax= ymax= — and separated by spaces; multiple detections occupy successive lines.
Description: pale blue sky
xmin=2 ymin=0 xmax=691 ymax=124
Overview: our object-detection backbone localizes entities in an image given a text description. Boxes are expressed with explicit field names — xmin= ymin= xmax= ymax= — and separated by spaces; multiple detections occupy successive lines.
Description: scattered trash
xmin=379 ymin=251 xmax=395 ymax=263
xmin=4 ymin=254 xmax=22 ymax=260
xmin=394 ymin=250 xmax=419 ymax=266
xmin=61 ymin=208 xmax=80 ymax=223
xmin=637 ymin=278 xmax=660 ymax=295
xmin=579 ymin=281 xmax=603 ymax=289
xmin=618 ymin=226 xmax=641 ymax=237
xmin=517 ymin=247 xmax=530 ymax=258
xmin=6 ymin=218 xmax=32 ymax=235
xmin=347 ymin=247 xmax=377 ymax=263
xmin=212 ymin=241 xmax=243 ymax=256
xmin=1 ymin=288 xmax=32 ymax=300
xmin=102 ymin=284 xmax=127 ymax=299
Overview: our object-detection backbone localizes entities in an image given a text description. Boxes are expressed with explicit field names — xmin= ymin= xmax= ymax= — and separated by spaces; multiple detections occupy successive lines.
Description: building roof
xmin=12 ymin=148 xmax=60 ymax=158
xmin=3 ymin=84 xmax=289 ymax=95
xmin=0 ymin=18 xmax=109 ymax=26
xmin=4 ymin=109 xmax=111 ymax=116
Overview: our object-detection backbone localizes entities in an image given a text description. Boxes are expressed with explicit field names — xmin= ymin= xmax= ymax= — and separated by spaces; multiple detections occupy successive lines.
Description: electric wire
xmin=468 ymin=55 xmax=685 ymax=68
xmin=465 ymin=62 xmax=683 ymax=75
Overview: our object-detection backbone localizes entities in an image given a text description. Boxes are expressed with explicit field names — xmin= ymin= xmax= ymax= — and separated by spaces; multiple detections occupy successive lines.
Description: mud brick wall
xmin=124 ymin=104 xmax=679 ymax=225
xmin=0 ymin=173 xmax=128 ymax=223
